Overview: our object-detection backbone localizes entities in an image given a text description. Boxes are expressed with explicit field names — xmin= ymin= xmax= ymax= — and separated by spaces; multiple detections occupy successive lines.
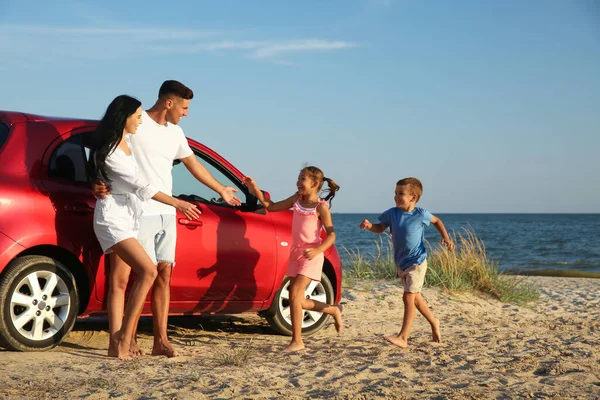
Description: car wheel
xmin=266 ymin=273 xmax=335 ymax=336
xmin=0 ymin=256 xmax=79 ymax=351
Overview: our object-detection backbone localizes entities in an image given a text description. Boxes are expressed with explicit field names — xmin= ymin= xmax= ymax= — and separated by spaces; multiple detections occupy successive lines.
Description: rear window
xmin=48 ymin=134 xmax=90 ymax=183
xmin=0 ymin=123 xmax=8 ymax=150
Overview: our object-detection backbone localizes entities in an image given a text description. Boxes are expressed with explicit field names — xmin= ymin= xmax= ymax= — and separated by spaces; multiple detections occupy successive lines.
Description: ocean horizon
xmin=332 ymin=213 xmax=600 ymax=276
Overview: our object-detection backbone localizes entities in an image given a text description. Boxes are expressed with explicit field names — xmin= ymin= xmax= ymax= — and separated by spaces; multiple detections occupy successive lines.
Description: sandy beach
xmin=1 ymin=276 xmax=599 ymax=399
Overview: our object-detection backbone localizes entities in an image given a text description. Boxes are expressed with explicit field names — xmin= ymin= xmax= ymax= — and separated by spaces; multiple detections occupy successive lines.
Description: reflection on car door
xmin=169 ymin=154 xmax=278 ymax=314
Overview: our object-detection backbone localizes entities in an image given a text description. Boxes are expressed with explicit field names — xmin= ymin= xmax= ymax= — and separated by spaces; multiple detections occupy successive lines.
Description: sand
xmin=1 ymin=276 xmax=599 ymax=399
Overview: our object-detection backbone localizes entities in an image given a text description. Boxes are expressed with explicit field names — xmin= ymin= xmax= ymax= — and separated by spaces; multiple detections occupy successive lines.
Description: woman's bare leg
xmin=107 ymin=253 xmax=131 ymax=357
xmin=108 ymin=238 xmax=158 ymax=360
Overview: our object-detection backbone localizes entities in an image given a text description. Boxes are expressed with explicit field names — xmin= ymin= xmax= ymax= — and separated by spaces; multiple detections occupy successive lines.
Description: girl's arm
xmin=243 ymin=176 xmax=298 ymax=212
xmin=304 ymin=203 xmax=336 ymax=260
xmin=359 ymin=219 xmax=388 ymax=234
xmin=431 ymin=215 xmax=455 ymax=250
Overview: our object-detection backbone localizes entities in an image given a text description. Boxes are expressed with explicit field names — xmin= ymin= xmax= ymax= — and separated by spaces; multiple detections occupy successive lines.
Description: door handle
xmin=178 ymin=218 xmax=203 ymax=227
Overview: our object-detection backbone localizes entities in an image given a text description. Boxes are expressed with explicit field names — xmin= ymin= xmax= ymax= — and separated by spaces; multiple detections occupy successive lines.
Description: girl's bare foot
xmin=152 ymin=339 xmax=178 ymax=358
xmin=333 ymin=304 xmax=344 ymax=334
xmin=283 ymin=341 xmax=305 ymax=352
xmin=431 ymin=318 xmax=441 ymax=343
xmin=385 ymin=335 xmax=408 ymax=348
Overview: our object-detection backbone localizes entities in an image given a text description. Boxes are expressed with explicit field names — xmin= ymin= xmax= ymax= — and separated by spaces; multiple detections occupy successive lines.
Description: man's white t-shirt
xmin=130 ymin=111 xmax=194 ymax=216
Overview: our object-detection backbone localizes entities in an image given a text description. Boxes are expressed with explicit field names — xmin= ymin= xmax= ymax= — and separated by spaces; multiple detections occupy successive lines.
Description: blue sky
xmin=1 ymin=0 xmax=598 ymax=213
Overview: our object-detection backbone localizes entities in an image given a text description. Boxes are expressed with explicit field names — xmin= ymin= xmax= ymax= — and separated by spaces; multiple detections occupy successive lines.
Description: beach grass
xmin=343 ymin=228 xmax=540 ymax=304
xmin=213 ymin=341 xmax=254 ymax=367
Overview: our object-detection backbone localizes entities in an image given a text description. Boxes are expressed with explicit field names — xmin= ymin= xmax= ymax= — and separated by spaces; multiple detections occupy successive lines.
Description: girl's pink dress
xmin=287 ymin=199 xmax=326 ymax=281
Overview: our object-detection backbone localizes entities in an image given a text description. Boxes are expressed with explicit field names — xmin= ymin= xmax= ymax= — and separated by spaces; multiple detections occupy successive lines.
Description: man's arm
xmin=179 ymin=155 xmax=242 ymax=206
xmin=92 ymin=180 xmax=110 ymax=199
xmin=430 ymin=215 xmax=455 ymax=250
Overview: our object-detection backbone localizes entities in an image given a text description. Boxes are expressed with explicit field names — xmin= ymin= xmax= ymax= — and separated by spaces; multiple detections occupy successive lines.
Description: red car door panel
xmin=171 ymin=202 xmax=277 ymax=313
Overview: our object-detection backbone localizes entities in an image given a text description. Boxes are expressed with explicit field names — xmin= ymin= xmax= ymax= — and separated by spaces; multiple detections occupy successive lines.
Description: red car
xmin=0 ymin=111 xmax=343 ymax=351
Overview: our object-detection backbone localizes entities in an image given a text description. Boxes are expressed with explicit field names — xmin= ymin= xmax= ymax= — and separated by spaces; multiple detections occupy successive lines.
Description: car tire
xmin=0 ymin=256 xmax=79 ymax=351
xmin=266 ymin=272 xmax=335 ymax=337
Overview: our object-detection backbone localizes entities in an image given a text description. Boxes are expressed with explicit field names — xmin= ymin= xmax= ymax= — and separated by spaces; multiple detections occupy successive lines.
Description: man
xmin=95 ymin=80 xmax=241 ymax=357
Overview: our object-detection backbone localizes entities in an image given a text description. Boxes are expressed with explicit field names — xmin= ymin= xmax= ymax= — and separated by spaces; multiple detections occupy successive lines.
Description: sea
xmin=332 ymin=213 xmax=600 ymax=276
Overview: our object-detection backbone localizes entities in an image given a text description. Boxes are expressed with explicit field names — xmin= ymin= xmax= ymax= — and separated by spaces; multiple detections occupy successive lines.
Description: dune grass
xmin=213 ymin=341 xmax=255 ymax=367
xmin=343 ymin=228 xmax=540 ymax=304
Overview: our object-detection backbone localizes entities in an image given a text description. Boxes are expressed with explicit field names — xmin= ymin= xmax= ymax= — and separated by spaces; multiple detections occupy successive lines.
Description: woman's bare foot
xmin=108 ymin=331 xmax=132 ymax=360
xmin=152 ymin=339 xmax=178 ymax=358
xmin=333 ymin=304 xmax=344 ymax=334
xmin=283 ymin=341 xmax=305 ymax=352
xmin=431 ymin=318 xmax=441 ymax=343
xmin=385 ymin=335 xmax=408 ymax=348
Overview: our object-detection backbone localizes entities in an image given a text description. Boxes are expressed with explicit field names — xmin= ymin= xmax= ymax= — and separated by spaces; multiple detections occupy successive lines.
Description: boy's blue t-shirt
xmin=378 ymin=207 xmax=433 ymax=270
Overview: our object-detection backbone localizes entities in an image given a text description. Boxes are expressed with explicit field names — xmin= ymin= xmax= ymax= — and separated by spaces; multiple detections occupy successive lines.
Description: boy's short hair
xmin=159 ymin=80 xmax=194 ymax=100
xmin=397 ymin=177 xmax=423 ymax=202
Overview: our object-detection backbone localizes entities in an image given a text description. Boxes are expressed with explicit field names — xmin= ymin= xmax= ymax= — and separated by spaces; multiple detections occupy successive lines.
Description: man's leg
xmin=151 ymin=262 xmax=176 ymax=357
xmin=151 ymin=215 xmax=178 ymax=357
xmin=135 ymin=215 xmax=160 ymax=355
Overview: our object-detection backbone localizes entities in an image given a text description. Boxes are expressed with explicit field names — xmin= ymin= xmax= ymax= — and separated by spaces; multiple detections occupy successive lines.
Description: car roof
xmin=0 ymin=111 xmax=99 ymax=141
xmin=0 ymin=110 xmax=98 ymax=129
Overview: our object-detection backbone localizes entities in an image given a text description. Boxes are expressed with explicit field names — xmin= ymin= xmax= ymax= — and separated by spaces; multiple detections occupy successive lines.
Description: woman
xmin=90 ymin=95 xmax=199 ymax=359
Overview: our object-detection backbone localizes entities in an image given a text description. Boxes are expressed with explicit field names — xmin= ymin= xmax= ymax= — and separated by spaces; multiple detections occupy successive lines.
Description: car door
xmin=169 ymin=151 xmax=278 ymax=314
xmin=40 ymin=129 xmax=104 ymax=301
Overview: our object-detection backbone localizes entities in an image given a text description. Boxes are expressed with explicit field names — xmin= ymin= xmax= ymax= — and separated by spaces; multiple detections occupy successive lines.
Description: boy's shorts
xmin=397 ymin=260 xmax=428 ymax=293
xmin=138 ymin=214 xmax=177 ymax=266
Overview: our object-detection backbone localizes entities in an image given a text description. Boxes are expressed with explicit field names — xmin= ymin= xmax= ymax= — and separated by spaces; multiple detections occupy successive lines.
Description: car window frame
xmin=43 ymin=128 xmax=95 ymax=187
xmin=173 ymin=148 xmax=259 ymax=211
xmin=0 ymin=123 xmax=9 ymax=151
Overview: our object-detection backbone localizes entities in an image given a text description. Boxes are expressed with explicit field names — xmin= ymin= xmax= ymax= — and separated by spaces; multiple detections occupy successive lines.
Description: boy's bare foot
xmin=283 ymin=341 xmax=305 ymax=352
xmin=333 ymin=304 xmax=344 ymax=334
xmin=152 ymin=339 xmax=178 ymax=358
xmin=431 ymin=318 xmax=441 ymax=343
xmin=385 ymin=335 xmax=408 ymax=348
xmin=108 ymin=331 xmax=132 ymax=360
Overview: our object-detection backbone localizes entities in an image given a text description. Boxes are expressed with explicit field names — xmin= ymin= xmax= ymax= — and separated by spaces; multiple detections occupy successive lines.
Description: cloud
xmin=0 ymin=24 xmax=358 ymax=68
xmin=250 ymin=39 xmax=357 ymax=59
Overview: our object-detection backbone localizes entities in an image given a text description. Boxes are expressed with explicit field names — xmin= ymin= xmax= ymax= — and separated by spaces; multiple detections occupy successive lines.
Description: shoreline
xmin=506 ymin=269 xmax=600 ymax=279
xmin=1 ymin=276 xmax=599 ymax=399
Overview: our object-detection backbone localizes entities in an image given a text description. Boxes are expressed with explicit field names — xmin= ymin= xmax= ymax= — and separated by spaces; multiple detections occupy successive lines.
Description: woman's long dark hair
xmin=89 ymin=95 xmax=141 ymax=182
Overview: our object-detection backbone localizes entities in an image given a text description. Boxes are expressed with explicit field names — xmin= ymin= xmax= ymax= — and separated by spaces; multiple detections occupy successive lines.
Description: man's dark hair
xmin=159 ymin=80 xmax=194 ymax=100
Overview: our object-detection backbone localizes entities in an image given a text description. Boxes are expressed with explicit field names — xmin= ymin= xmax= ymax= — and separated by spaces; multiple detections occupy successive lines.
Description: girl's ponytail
xmin=322 ymin=177 xmax=340 ymax=206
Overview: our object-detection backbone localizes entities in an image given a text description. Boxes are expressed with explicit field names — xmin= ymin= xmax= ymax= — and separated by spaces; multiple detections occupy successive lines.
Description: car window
xmin=48 ymin=134 xmax=90 ymax=183
xmin=0 ymin=123 xmax=8 ymax=151
xmin=172 ymin=153 xmax=248 ymax=207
